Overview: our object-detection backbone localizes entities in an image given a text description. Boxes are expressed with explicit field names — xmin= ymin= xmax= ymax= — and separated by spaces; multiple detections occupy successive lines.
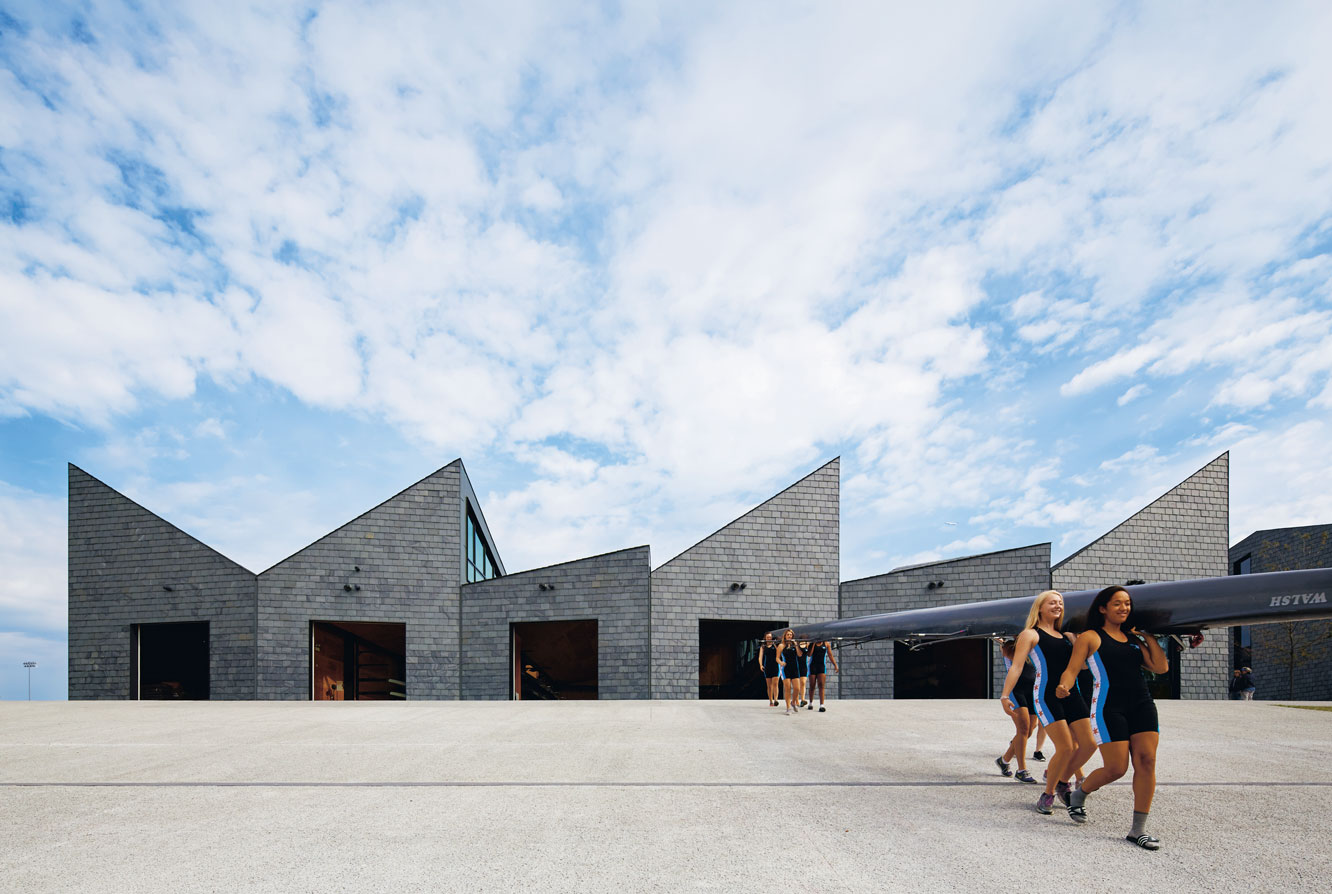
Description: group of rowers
xmin=997 ymin=585 xmax=1168 ymax=850
xmin=757 ymin=630 xmax=838 ymax=714
xmin=756 ymin=584 xmax=1169 ymax=851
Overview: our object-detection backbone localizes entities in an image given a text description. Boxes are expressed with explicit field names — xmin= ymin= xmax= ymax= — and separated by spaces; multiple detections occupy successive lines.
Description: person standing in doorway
xmin=759 ymin=632 xmax=781 ymax=706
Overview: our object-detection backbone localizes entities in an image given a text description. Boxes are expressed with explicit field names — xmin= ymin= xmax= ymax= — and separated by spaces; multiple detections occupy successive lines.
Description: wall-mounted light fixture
xmin=343 ymin=584 xmax=352 ymax=592
xmin=729 ymin=582 xmax=748 ymax=591
xmin=538 ymin=583 xmax=557 ymax=591
xmin=162 ymin=585 xmax=174 ymax=592
xmin=927 ymin=580 xmax=945 ymax=590
xmin=354 ymin=565 xmax=361 ymax=572
xmin=353 ymin=584 xmax=361 ymax=591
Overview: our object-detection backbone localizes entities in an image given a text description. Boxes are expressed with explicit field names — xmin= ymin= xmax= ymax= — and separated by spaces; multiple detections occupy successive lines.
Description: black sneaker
xmin=818 ymin=706 xmax=826 ymax=712
xmin=995 ymin=757 xmax=1012 ymax=777
xmin=1032 ymin=751 xmax=1046 ymax=761
xmin=806 ymin=703 xmax=813 ymax=710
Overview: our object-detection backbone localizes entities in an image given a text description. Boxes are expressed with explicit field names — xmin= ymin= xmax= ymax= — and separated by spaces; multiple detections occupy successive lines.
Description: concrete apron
xmin=1 ymin=699 xmax=1329 ymax=893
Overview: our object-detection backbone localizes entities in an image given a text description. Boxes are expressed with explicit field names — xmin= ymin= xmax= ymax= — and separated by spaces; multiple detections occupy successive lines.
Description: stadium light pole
xmin=23 ymin=661 xmax=37 ymax=700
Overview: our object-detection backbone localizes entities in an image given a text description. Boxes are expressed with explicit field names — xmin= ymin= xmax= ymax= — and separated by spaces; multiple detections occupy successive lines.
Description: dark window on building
xmin=466 ymin=505 xmax=499 ymax=583
xmin=1233 ymin=554 xmax=1251 ymax=575
xmin=1232 ymin=625 xmax=1252 ymax=670
xmin=134 ymin=621 xmax=210 ymax=700
xmin=1144 ymin=636 xmax=1181 ymax=700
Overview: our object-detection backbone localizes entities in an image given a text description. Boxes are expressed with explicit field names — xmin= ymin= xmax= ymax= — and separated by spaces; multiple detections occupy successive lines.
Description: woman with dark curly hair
xmin=1057 ymin=585 xmax=1170 ymax=850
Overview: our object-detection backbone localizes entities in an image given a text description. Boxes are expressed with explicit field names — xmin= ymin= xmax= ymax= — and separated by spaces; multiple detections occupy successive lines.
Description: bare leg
xmin=1003 ymin=710 xmax=1028 ymax=769
xmin=1041 ymin=720 xmax=1073 ymax=796
xmin=1129 ymin=731 xmax=1159 ymax=813
xmin=1065 ymin=718 xmax=1098 ymax=784
xmin=1079 ymin=741 xmax=1129 ymax=794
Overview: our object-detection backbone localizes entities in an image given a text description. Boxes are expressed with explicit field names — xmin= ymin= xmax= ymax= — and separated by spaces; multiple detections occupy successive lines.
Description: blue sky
xmin=3 ymin=1 xmax=1331 ymax=699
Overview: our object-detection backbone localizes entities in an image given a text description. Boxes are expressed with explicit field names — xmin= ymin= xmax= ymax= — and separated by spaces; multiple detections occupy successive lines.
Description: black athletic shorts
xmin=1091 ymin=699 xmax=1159 ymax=745
xmin=763 ymin=665 xmax=780 ymax=679
xmin=1035 ymin=685 xmax=1089 ymax=726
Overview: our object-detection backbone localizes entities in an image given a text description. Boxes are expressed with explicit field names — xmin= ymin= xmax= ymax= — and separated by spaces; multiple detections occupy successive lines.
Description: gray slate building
xmin=1229 ymin=524 xmax=1332 ymax=700
xmin=69 ymin=453 xmax=1234 ymax=701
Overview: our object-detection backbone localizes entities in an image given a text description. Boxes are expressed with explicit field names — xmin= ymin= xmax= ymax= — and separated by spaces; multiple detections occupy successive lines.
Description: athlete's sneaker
xmin=1014 ymin=770 xmax=1037 ymax=784
xmin=784 ymin=708 xmax=791 ymax=715
xmin=995 ymin=757 xmax=1012 ymax=777
xmin=1035 ymin=793 xmax=1055 ymax=814
xmin=818 ymin=706 xmax=826 ymax=712
xmin=1055 ymin=781 xmax=1071 ymax=807
xmin=1032 ymin=751 xmax=1046 ymax=761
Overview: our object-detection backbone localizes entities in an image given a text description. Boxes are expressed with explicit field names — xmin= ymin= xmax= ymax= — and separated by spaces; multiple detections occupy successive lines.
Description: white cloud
xmin=0 ymin=483 xmax=66 ymax=635
xmin=2 ymin=1 xmax=1332 ymax=592
xmin=1117 ymin=384 xmax=1148 ymax=406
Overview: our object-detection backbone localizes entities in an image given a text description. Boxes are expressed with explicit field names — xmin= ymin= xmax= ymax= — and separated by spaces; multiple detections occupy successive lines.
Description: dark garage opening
xmin=894 ymin=639 xmax=989 ymax=698
xmin=135 ymin=621 xmax=210 ymax=700
xmin=699 ymin=619 xmax=787 ymax=700
xmin=312 ymin=621 xmax=406 ymax=700
xmin=511 ymin=620 xmax=597 ymax=700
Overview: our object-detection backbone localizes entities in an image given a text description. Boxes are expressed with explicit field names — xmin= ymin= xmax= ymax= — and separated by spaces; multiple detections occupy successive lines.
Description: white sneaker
xmin=784 ymin=708 xmax=791 ymax=715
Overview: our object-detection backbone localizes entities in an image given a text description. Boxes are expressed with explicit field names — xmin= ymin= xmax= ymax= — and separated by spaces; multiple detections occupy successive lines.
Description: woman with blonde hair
xmin=999 ymin=590 xmax=1097 ymax=815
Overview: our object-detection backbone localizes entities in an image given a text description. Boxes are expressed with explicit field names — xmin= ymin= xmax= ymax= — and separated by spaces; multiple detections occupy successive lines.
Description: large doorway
xmin=894 ymin=639 xmax=989 ymax=698
xmin=699 ymin=619 xmax=787 ymax=699
xmin=134 ymin=621 xmax=210 ymax=700
xmin=311 ymin=621 xmax=406 ymax=700
xmin=511 ymin=620 xmax=597 ymax=700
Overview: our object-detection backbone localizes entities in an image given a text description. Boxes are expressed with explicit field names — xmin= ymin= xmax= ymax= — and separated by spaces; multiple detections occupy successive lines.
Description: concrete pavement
xmin=1 ymin=699 xmax=1329 ymax=892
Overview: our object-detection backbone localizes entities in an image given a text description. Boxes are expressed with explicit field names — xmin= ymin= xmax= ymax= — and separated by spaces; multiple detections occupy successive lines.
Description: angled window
xmin=466 ymin=505 xmax=499 ymax=583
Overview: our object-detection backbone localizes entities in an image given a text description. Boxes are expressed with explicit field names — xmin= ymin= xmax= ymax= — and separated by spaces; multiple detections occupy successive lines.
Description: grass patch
xmin=1278 ymin=705 xmax=1332 ymax=712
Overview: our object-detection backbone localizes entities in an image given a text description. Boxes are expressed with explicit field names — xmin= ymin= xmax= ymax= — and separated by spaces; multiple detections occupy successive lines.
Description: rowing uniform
xmin=1086 ymin=631 xmax=1159 ymax=745
xmin=761 ymin=643 xmax=780 ymax=679
xmin=779 ymin=645 xmax=800 ymax=680
xmin=1004 ymin=655 xmax=1036 ymax=713
xmin=1030 ymin=627 xmax=1089 ymax=726
xmin=808 ymin=644 xmax=828 ymax=676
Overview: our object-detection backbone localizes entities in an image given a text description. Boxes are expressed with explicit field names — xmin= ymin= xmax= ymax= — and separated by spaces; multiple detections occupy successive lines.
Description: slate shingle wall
xmin=67 ymin=465 xmax=258 ymax=700
xmin=460 ymin=546 xmax=652 ymax=699
xmin=838 ymin=544 xmax=1052 ymax=699
xmin=1052 ymin=454 xmax=1230 ymax=699
xmin=1230 ymin=524 xmax=1332 ymax=700
xmin=649 ymin=460 xmax=840 ymax=700
xmin=256 ymin=463 xmax=465 ymax=700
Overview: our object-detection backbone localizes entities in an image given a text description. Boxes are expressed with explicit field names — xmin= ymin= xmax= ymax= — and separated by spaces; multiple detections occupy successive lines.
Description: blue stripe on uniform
xmin=1089 ymin=652 xmax=1111 ymax=745
xmin=1002 ymin=656 xmax=1019 ymax=710
xmin=1030 ymin=645 xmax=1052 ymax=726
